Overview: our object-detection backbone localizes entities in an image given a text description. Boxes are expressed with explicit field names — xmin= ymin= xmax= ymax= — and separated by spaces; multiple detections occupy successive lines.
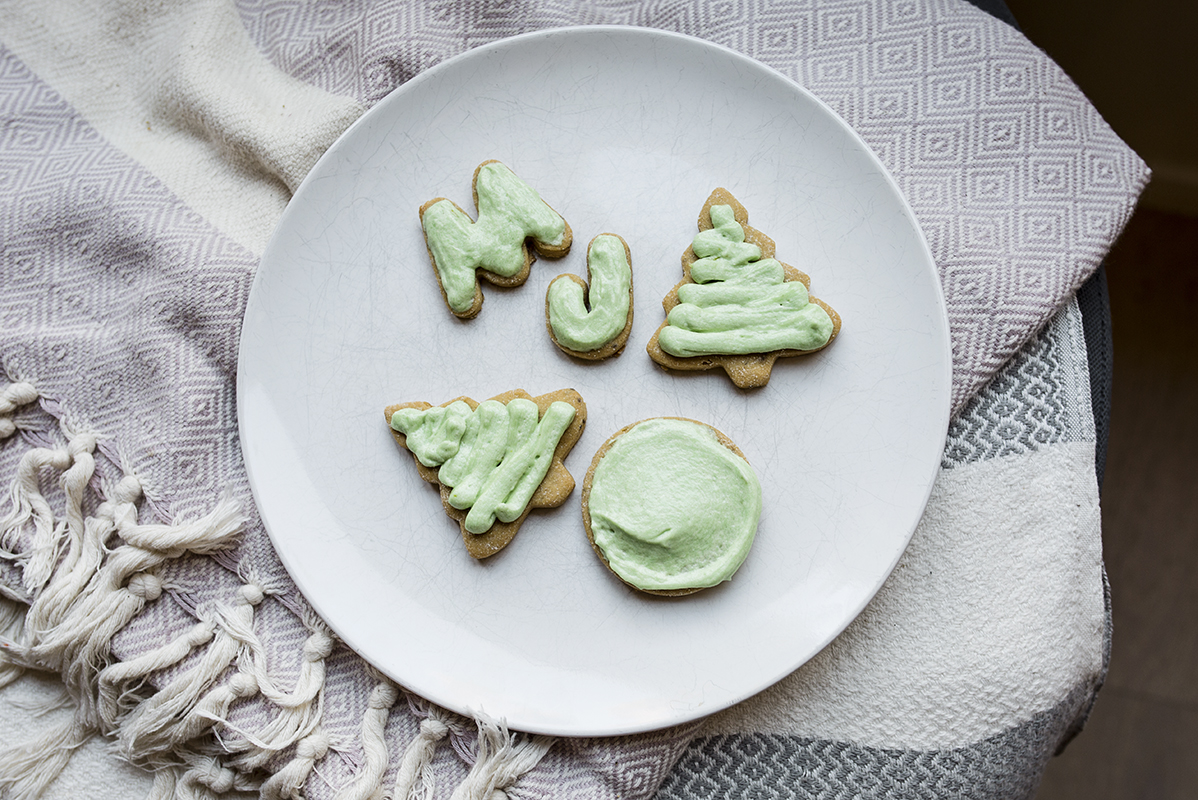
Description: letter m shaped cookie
xmin=419 ymin=160 xmax=572 ymax=319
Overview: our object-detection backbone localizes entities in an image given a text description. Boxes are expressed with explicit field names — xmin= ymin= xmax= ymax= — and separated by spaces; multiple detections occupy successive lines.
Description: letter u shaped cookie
xmin=545 ymin=233 xmax=634 ymax=360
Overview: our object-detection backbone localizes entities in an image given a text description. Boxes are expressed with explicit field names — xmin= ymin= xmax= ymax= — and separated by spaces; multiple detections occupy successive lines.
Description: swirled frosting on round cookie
xmin=582 ymin=418 xmax=762 ymax=594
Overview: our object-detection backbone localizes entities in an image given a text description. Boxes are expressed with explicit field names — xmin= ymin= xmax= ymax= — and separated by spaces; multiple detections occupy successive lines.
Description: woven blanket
xmin=0 ymin=1 xmax=1146 ymax=798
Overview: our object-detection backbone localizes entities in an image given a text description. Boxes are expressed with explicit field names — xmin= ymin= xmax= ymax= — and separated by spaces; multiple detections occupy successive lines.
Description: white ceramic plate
xmin=238 ymin=26 xmax=950 ymax=736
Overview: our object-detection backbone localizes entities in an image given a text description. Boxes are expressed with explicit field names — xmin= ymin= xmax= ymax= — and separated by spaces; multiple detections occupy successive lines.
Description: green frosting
xmin=658 ymin=204 xmax=834 ymax=357
xmin=546 ymin=234 xmax=632 ymax=352
xmin=422 ymin=162 xmax=567 ymax=314
xmin=391 ymin=398 xmax=576 ymax=534
xmin=587 ymin=418 xmax=762 ymax=591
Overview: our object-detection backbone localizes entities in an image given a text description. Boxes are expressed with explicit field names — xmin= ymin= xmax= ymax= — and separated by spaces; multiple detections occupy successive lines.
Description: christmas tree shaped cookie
xmin=419 ymin=160 xmax=572 ymax=319
xmin=647 ymin=188 xmax=840 ymax=388
xmin=385 ymin=389 xmax=586 ymax=558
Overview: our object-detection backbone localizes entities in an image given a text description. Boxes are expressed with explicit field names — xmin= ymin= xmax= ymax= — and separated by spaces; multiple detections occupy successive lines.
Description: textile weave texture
xmin=0 ymin=0 xmax=1145 ymax=798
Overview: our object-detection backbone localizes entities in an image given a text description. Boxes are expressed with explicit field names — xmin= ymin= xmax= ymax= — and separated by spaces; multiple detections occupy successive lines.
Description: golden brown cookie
xmin=646 ymin=188 xmax=841 ymax=388
xmin=385 ymin=388 xmax=586 ymax=559
xmin=581 ymin=416 xmax=762 ymax=596
xmin=419 ymin=160 xmax=572 ymax=320
xmin=544 ymin=233 xmax=634 ymax=360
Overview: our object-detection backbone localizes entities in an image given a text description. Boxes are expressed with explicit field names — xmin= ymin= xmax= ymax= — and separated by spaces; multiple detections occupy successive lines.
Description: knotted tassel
xmin=334 ymin=676 xmax=399 ymax=800
xmin=0 ymin=446 xmax=71 ymax=576
xmin=144 ymin=766 xmax=179 ymax=800
xmin=15 ymin=445 xmax=73 ymax=592
xmin=47 ymin=570 xmax=165 ymax=726
xmin=448 ymin=715 xmax=554 ymax=800
xmin=173 ymin=753 xmax=262 ymax=800
xmin=255 ymin=624 xmax=334 ymax=710
xmin=393 ymin=708 xmax=452 ymax=800
xmin=0 ymin=382 xmax=37 ymax=440
xmin=27 ymin=494 xmax=244 ymax=727
xmin=22 ymin=433 xmax=99 ymax=635
xmin=176 ymin=757 xmax=234 ymax=800
xmin=226 ymin=621 xmax=332 ymax=770
xmin=21 ymin=484 xmax=237 ymax=670
xmin=206 ymin=585 xmax=332 ymax=772
xmin=217 ymin=594 xmax=333 ymax=715
xmin=96 ymin=618 xmax=216 ymax=725
xmin=53 ymin=432 xmax=96 ymax=570
xmin=0 ymin=382 xmax=42 ymax=569
xmin=118 ymin=582 xmax=263 ymax=764
xmin=116 ymin=495 xmax=245 ymax=557
xmin=37 ymin=474 xmax=141 ymax=631
xmin=0 ymin=596 xmax=26 ymax=690
xmin=25 ymin=510 xmax=114 ymax=639
xmin=168 ymin=671 xmax=259 ymax=747
xmin=260 ymin=729 xmax=330 ymax=800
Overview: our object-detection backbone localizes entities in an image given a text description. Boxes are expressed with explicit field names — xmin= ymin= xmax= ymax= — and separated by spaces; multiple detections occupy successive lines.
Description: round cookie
xmin=581 ymin=417 xmax=762 ymax=596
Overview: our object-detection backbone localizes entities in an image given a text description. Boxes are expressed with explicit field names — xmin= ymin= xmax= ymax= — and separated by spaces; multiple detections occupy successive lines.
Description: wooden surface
xmin=1037 ymin=207 xmax=1198 ymax=797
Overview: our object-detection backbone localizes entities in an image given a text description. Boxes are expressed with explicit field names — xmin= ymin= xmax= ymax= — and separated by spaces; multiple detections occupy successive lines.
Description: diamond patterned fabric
xmin=0 ymin=0 xmax=1141 ymax=798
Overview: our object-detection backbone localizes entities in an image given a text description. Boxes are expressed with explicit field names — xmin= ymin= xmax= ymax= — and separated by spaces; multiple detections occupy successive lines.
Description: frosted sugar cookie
xmin=545 ymin=233 xmax=634 ymax=360
xmin=581 ymin=417 xmax=762 ymax=596
xmin=386 ymin=388 xmax=586 ymax=559
xmin=419 ymin=160 xmax=573 ymax=319
xmin=647 ymin=188 xmax=840 ymax=388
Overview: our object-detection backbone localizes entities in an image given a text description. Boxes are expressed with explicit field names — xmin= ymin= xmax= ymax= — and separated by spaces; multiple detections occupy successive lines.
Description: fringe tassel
xmin=116 ymin=496 xmax=246 ymax=558
xmin=176 ymin=759 xmax=234 ymax=800
xmin=145 ymin=766 xmax=179 ymax=800
xmin=117 ymin=583 xmax=262 ymax=762
xmin=8 ymin=463 xmax=141 ymax=703
xmin=0 ymin=446 xmax=71 ymax=578
xmin=52 ymin=573 xmax=159 ymax=693
xmin=163 ymin=671 xmax=260 ymax=749
xmin=0 ymin=382 xmax=38 ymax=440
xmin=0 ymin=391 xmax=555 ymax=800
xmin=44 ymin=499 xmax=242 ymax=729
xmin=18 ymin=486 xmax=239 ymax=653
xmin=0 ymin=419 xmax=249 ymax=792
xmin=212 ymin=599 xmax=331 ymax=770
xmin=26 ymin=473 xmax=136 ymax=638
xmin=393 ymin=707 xmax=452 ymax=800
xmin=260 ymin=730 xmax=330 ymax=800
xmin=96 ymin=619 xmax=216 ymax=724
xmin=20 ymin=431 xmax=96 ymax=623
xmin=173 ymin=753 xmax=262 ymax=799
xmin=0 ymin=381 xmax=41 ymax=560
xmin=333 ymin=675 xmax=399 ymax=800
xmin=0 ymin=595 xmax=26 ymax=690
xmin=448 ymin=715 xmax=554 ymax=800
